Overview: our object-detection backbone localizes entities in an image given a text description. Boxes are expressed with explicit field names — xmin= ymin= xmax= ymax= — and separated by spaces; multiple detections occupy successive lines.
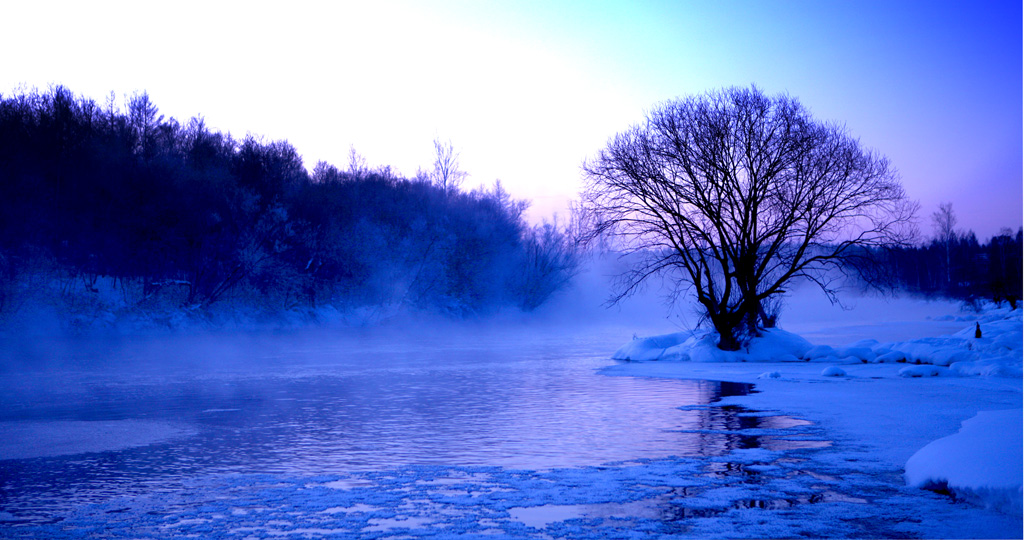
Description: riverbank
xmin=603 ymin=310 xmax=1023 ymax=537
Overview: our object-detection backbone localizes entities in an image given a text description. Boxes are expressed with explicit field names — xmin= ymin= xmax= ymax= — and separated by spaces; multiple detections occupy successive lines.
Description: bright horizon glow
xmin=2 ymin=0 xmax=1020 ymax=239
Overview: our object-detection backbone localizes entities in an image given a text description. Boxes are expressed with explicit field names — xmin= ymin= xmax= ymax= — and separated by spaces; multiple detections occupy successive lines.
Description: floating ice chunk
xmin=711 ymin=447 xmax=782 ymax=464
xmin=508 ymin=504 xmax=588 ymax=528
xmin=757 ymin=371 xmax=782 ymax=379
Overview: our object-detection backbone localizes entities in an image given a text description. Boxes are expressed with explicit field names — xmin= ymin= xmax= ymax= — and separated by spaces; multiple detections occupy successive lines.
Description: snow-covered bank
xmin=906 ymin=408 xmax=1023 ymax=515
xmin=606 ymin=306 xmax=1023 ymax=523
xmin=616 ymin=305 xmax=1023 ymax=378
xmin=613 ymin=328 xmax=812 ymax=363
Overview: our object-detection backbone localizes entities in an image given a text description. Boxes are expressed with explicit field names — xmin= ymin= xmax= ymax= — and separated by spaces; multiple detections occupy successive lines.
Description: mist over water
xmin=0 ymin=258 xmax=967 ymax=526
xmin=1 ymin=320 xmax=769 ymax=521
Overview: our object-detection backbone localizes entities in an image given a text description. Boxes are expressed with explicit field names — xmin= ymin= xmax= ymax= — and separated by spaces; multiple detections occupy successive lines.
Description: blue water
xmin=3 ymin=324 xmax=1009 ymax=539
xmin=0 ymin=325 xmax=787 ymax=523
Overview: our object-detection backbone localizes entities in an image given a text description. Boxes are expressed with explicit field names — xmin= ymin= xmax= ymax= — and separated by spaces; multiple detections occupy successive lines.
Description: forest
xmin=0 ymin=86 xmax=1019 ymax=333
xmin=0 ymin=86 xmax=578 ymax=329
xmin=886 ymin=222 xmax=1023 ymax=308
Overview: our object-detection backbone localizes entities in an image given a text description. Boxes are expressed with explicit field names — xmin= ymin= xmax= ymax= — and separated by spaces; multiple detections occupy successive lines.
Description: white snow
xmin=607 ymin=302 xmax=1024 ymax=521
xmin=613 ymin=327 xmax=813 ymax=363
xmin=820 ymin=366 xmax=846 ymax=377
xmin=898 ymin=364 xmax=949 ymax=378
xmin=3 ymin=279 xmax=1022 ymax=538
xmin=906 ymin=409 xmax=1023 ymax=515
xmin=619 ymin=306 xmax=1022 ymax=379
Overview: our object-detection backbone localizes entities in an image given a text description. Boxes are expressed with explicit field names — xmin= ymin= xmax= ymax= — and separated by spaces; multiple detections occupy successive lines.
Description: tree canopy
xmin=0 ymin=86 xmax=579 ymax=324
xmin=582 ymin=86 xmax=917 ymax=350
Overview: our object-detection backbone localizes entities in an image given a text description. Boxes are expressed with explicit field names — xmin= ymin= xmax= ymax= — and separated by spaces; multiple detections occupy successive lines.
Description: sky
xmin=2 ymin=0 xmax=1020 ymax=239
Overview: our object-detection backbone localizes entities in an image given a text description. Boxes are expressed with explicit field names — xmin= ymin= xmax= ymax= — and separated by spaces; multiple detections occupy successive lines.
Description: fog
xmin=0 ymin=254 xmax=966 ymax=376
xmin=1 ymin=255 xmax=996 ymax=537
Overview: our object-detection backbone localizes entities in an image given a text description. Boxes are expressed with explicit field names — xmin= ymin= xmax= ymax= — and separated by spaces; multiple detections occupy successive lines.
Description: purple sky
xmin=2 ymin=0 xmax=1020 ymax=239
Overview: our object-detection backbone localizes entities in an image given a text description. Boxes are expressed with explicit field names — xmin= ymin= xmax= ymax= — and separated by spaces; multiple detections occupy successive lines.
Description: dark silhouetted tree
xmin=582 ymin=86 xmax=916 ymax=350
xmin=127 ymin=91 xmax=162 ymax=159
xmin=932 ymin=202 xmax=957 ymax=287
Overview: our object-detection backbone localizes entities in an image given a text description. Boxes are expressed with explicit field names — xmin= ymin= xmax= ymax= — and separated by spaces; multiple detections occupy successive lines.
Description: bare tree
xmin=346 ymin=145 xmax=369 ymax=178
xmin=582 ymin=86 xmax=917 ymax=350
xmin=127 ymin=91 xmax=162 ymax=158
xmin=431 ymin=137 xmax=468 ymax=196
xmin=931 ymin=202 xmax=957 ymax=286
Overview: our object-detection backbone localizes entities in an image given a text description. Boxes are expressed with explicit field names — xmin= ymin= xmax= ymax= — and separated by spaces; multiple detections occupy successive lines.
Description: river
xmin=0 ymin=321 xmax=830 ymax=536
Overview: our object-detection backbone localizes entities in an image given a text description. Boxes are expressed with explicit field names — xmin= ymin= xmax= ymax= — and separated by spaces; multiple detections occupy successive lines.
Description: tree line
xmin=0 ymin=86 xmax=578 ymax=324
xmin=884 ymin=204 xmax=1022 ymax=307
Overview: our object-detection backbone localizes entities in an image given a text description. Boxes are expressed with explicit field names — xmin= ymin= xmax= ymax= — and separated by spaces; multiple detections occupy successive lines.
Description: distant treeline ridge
xmin=0 ymin=86 xmax=578 ymax=326
xmin=885 ymin=227 xmax=1022 ymax=307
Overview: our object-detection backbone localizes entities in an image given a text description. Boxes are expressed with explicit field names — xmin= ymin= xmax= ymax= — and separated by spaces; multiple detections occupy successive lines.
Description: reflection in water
xmin=0 ymin=328 xmax=824 ymax=525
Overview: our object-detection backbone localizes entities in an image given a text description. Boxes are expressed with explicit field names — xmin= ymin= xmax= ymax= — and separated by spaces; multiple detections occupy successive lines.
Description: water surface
xmin=0 ymin=324 xmax=799 ymax=525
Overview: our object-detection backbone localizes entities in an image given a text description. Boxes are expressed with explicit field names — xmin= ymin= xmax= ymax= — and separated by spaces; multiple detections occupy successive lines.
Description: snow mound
xmin=613 ymin=328 xmax=813 ymax=363
xmin=612 ymin=332 xmax=693 ymax=362
xmin=804 ymin=345 xmax=836 ymax=360
xmin=905 ymin=409 xmax=1023 ymax=515
xmin=898 ymin=365 xmax=949 ymax=378
xmin=820 ymin=366 xmax=846 ymax=377
xmin=884 ymin=309 xmax=1023 ymax=377
xmin=833 ymin=307 xmax=1021 ymax=377
xmin=833 ymin=346 xmax=874 ymax=363
xmin=875 ymin=350 xmax=906 ymax=363
xmin=615 ymin=307 xmax=1021 ymax=377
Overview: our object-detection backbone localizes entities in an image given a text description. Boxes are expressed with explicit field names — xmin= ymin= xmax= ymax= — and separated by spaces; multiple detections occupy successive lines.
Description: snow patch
xmin=613 ymin=328 xmax=812 ymax=363
xmin=898 ymin=365 xmax=948 ymax=378
xmin=905 ymin=409 xmax=1023 ymax=516
xmin=615 ymin=308 xmax=1022 ymax=378
xmin=820 ymin=366 xmax=847 ymax=377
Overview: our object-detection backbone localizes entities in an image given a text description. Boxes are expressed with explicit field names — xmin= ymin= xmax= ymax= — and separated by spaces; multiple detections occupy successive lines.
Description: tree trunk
xmin=710 ymin=312 xmax=743 ymax=351
xmin=715 ymin=326 xmax=741 ymax=351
